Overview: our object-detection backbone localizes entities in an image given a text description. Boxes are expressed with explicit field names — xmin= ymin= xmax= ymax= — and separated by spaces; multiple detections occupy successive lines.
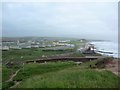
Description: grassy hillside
xmin=14 ymin=61 xmax=119 ymax=88
xmin=2 ymin=61 xmax=76 ymax=89
xmin=17 ymin=69 xmax=119 ymax=88
xmin=13 ymin=62 xmax=75 ymax=81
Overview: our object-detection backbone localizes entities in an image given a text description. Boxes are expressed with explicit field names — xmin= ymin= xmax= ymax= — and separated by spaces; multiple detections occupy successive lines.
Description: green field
xmin=12 ymin=61 xmax=120 ymax=88
xmin=2 ymin=48 xmax=72 ymax=63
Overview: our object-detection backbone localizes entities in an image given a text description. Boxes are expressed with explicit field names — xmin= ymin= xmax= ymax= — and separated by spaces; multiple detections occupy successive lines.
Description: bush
xmin=13 ymin=71 xmax=27 ymax=81
xmin=89 ymin=57 xmax=114 ymax=69
xmin=2 ymin=81 xmax=14 ymax=90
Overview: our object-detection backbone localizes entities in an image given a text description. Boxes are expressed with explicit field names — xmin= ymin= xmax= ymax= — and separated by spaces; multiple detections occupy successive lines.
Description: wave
xmin=90 ymin=41 xmax=119 ymax=58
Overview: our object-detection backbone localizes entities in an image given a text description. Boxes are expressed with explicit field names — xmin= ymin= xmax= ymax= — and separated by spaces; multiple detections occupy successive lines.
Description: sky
xmin=2 ymin=1 xmax=118 ymax=41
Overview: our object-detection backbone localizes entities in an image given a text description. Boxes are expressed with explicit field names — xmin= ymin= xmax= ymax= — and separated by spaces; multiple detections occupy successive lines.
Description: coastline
xmin=89 ymin=41 xmax=119 ymax=59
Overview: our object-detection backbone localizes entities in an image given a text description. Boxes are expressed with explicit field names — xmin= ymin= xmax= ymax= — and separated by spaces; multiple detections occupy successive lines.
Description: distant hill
xmin=2 ymin=37 xmax=81 ymax=42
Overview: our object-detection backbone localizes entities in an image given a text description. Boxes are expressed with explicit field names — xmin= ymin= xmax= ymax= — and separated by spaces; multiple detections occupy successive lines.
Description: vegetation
xmin=13 ymin=62 xmax=75 ymax=81
xmin=2 ymin=81 xmax=14 ymax=90
xmin=89 ymin=57 xmax=114 ymax=69
xmin=71 ymin=52 xmax=85 ymax=57
xmin=15 ymin=61 xmax=119 ymax=88
xmin=2 ymin=65 xmax=19 ymax=90
xmin=68 ymin=41 xmax=83 ymax=51
xmin=2 ymin=66 xmax=13 ymax=82
xmin=0 ymin=64 xmax=2 ymax=90
xmin=2 ymin=48 xmax=71 ymax=63
xmin=2 ymin=65 xmax=19 ymax=82
xmin=17 ymin=70 xmax=119 ymax=88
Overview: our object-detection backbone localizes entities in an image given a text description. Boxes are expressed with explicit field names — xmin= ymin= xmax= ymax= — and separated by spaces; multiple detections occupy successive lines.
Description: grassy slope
xmin=2 ymin=66 xmax=13 ymax=82
xmin=2 ymin=62 xmax=76 ymax=89
xmin=17 ymin=69 xmax=119 ymax=88
xmin=2 ymin=65 xmax=19 ymax=82
xmin=13 ymin=62 xmax=75 ymax=81
xmin=15 ymin=61 xmax=119 ymax=88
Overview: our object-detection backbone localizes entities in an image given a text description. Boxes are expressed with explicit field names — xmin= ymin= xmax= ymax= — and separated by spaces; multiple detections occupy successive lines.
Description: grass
xmin=69 ymin=41 xmax=81 ymax=51
xmin=14 ymin=61 xmax=119 ymax=88
xmin=13 ymin=61 xmax=75 ymax=81
xmin=2 ymin=65 xmax=18 ymax=90
xmin=2 ymin=81 xmax=14 ymax=90
xmin=2 ymin=48 xmax=71 ymax=63
xmin=16 ymin=69 xmax=119 ymax=88
xmin=71 ymin=52 xmax=85 ymax=57
xmin=15 ymin=59 xmax=99 ymax=82
xmin=2 ymin=66 xmax=13 ymax=82
xmin=2 ymin=65 xmax=19 ymax=82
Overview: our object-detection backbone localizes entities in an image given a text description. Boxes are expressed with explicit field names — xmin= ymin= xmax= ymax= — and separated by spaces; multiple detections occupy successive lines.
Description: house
xmin=9 ymin=46 xmax=21 ymax=49
xmin=53 ymin=41 xmax=59 ymax=46
xmin=65 ymin=44 xmax=75 ymax=47
xmin=19 ymin=45 xmax=31 ymax=49
xmin=53 ymin=41 xmax=70 ymax=46
xmin=1 ymin=46 xmax=10 ymax=51
xmin=39 ymin=44 xmax=46 ymax=48
xmin=19 ymin=42 xmax=31 ymax=49
xmin=31 ymin=44 xmax=39 ymax=48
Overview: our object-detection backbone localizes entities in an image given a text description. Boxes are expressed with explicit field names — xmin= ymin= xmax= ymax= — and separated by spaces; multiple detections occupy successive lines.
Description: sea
xmin=90 ymin=41 xmax=119 ymax=58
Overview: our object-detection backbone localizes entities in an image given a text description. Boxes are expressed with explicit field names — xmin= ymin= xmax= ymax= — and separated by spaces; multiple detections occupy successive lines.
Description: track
xmin=26 ymin=56 xmax=105 ymax=63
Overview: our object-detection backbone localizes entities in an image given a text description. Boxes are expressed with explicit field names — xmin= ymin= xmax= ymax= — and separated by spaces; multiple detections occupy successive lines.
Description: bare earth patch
xmin=105 ymin=59 xmax=120 ymax=76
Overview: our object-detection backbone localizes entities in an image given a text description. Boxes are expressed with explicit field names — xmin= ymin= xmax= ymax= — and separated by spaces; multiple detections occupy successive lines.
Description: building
xmin=31 ymin=44 xmax=39 ymax=48
xmin=80 ymin=43 xmax=95 ymax=54
xmin=9 ymin=46 xmax=21 ymax=49
xmin=1 ymin=46 xmax=10 ymax=51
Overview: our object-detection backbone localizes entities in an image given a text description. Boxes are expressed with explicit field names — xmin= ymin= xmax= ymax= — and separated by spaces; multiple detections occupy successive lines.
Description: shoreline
xmin=89 ymin=41 xmax=119 ymax=59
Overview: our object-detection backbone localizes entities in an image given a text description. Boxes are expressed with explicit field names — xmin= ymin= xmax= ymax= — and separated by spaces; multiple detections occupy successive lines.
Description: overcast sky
xmin=2 ymin=2 xmax=118 ymax=41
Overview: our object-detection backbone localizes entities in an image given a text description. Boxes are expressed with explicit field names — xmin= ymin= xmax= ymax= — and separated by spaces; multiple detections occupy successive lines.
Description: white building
xmin=31 ymin=45 xmax=39 ymax=48
xmin=9 ymin=46 xmax=21 ymax=49
xmin=1 ymin=46 xmax=10 ymax=50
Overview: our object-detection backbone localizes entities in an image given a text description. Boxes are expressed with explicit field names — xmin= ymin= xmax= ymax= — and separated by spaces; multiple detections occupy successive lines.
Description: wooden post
xmin=34 ymin=60 xmax=36 ymax=63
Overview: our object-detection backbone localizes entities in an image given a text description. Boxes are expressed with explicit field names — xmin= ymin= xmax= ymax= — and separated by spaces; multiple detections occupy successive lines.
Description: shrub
xmin=2 ymin=81 xmax=14 ymax=90
xmin=89 ymin=57 xmax=114 ymax=69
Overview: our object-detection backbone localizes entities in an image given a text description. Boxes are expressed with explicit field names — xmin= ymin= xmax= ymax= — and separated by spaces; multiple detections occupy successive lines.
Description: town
xmin=1 ymin=0 xmax=119 ymax=89
xmin=1 ymin=38 xmax=76 ymax=50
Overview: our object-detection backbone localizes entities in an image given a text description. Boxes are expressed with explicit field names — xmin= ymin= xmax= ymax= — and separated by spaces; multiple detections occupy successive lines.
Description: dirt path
xmin=5 ymin=69 xmax=21 ymax=88
xmin=7 ymin=69 xmax=20 ymax=82
xmin=10 ymin=81 xmax=21 ymax=88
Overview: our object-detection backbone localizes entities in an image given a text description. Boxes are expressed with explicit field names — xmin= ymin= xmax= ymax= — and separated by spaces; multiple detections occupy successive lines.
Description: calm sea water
xmin=90 ymin=41 xmax=119 ymax=58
